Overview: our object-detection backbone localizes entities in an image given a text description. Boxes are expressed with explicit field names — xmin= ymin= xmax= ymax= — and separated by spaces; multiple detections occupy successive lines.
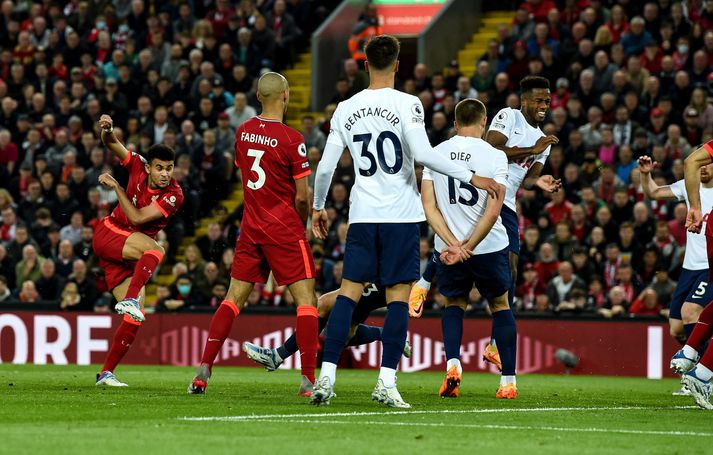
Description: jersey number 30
xmin=448 ymin=177 xmax=478 ymax=206
xmin=353 ymin=132 xmax=403 ymax=176
xmin=247 ymin=148 xmax=266 ymax=190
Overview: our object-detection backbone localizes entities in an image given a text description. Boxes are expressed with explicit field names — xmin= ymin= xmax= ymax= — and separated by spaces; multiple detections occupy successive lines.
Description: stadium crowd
xmin=0 ymin=0 xmax=712 ymax=320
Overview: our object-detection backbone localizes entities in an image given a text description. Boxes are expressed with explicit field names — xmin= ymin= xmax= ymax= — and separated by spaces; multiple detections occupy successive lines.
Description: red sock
xmin=687 ymin=302 xmax=713 ymax=349
xmin=102 ymin=315 xmax=141 ymax=373
xmin=200 ymin=300 xmax=240 ymax=368
xmin=296 ymin=305 xmax=319 ymax=383
xmin=125 ymin=249 xmax=163 ymax=300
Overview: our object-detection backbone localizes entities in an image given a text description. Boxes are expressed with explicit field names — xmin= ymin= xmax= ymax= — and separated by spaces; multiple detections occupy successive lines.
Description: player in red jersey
xmin=94 ymin=114 xmax=184 ymax=387
xmin=670 ymin=139 xmax=713 ymax=409
xmin=188 ymin=72 xmax=319 ymax=396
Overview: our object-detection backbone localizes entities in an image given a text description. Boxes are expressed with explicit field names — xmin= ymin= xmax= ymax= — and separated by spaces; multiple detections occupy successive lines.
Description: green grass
xmin=0 ymin=365 xmax=710 ymax=454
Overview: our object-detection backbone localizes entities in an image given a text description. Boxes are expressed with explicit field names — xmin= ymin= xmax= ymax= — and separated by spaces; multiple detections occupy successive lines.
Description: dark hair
xmin=520 ymin=75 xmax=550 ymax=93
xmin=365 ymin=35 xmax=400 ymax=71
xmin=455 ymin=98 xmax=486 ymax=126
xmin=147 ymin=144 xmax=176 ymax=164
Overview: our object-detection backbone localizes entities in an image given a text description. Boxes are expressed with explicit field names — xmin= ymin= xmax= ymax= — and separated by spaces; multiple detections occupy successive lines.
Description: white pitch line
xmin=232 ymin=418 xmax=713 ymax=438
xmin=178 ymin=405 xmax=696 ymax=422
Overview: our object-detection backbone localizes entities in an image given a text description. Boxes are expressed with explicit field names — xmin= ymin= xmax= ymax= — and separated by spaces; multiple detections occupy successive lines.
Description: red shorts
xmin=231 ymin=236 xmax=316 ymax=286
xmin=93 ymin=218 xmax=134 ymax=290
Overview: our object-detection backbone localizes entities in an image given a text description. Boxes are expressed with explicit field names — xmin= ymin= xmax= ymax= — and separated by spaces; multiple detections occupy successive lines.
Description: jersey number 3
xmin=247 ymin=148 xmax=266 ymax=190
xmin=353 ymin=132 xmax=403 ymax=176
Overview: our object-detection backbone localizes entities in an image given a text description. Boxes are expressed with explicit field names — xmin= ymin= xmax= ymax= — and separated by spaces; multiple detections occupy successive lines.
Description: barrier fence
xmin=0 ymin=312 xmax=678 ymax=378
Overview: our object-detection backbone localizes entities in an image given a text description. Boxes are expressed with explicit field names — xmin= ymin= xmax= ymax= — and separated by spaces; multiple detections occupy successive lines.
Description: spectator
xmin=0 ymin=274 xmax=10 ymax=302
xmin=534 ymin=242 xmax=560 ymax=284
xmin=620 ymin=16 xmax=654 ymax=56
xmin=67 ymin=259 xmax=96 ymax=312
xmin=599 ymin=285 xmax=629 ymax=318
xmin=547 ymin=261 xmax=587 ymax=307
xmin=194 ymin=223 xmax=229 ymax=264
xmin=18 ymin=280 xmax=40 ymax=303
xmin=157 ymin=273 xmax=206 ymax=312
xmin=301 ymin=115 xmax=325 ymax=151
xmin=15 ymin=243 xmax=42 ymax=286
xmin=629 ymin=288 xmax=663 ymax=316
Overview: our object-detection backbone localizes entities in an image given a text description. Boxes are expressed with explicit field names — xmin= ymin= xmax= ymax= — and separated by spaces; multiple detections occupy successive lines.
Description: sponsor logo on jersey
xmin=164 ymin=195 xmax=177 ymax=207
xmin=492 ymin=122 xmax=505 ymax=130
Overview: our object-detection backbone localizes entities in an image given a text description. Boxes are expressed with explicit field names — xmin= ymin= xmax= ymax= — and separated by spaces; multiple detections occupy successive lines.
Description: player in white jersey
xmin=638 ymin=156 xmax=713 ymax=349
xmin=420 ymin=99 xmax=516 ymax=398
xmin=310 ymin=35 xmax=499 ymax=408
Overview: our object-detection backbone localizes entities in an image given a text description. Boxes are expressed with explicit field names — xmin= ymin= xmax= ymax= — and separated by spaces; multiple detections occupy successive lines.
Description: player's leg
xmin=96 ymin=277 xmax=146 ymax=387
xmin=371 ymin=223 xmax=420 ymax=408
xmin=285 ymin=278 xmax=319 ymax=389
xmin=670 ymin=271 xmax=711 ymax=375
xmin=313 ymin=224 xmax=377 ymax=405
xmin=682 ymin=317 xmax=713 ymax=409
xmin=440 ymin=297 xmax=466 ymax=398
xmin=114 ymin=232 xmax=165 ymax=321
xmin=408 ymin=252 xmax=437 ymax=317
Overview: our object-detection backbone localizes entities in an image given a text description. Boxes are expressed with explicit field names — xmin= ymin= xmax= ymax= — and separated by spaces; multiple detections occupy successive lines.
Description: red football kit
xmin=93 ymin=152 xmax=184 ymax=289
xmin=231 ymin=116 xmax=315 ymax=285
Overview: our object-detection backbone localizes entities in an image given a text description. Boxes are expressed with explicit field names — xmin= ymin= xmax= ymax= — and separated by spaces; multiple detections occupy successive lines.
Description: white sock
xmin=683 ymin=345 xmax=699 ymax=359
xmin=273 ymin=349 xmax=283 ymax=363
xmin=447 ymin=358 xmax=462 ymax=374
xmin=695 ymin=363 xmax=713 ymax=382
xmin=416 ymin=277 xmax=431 ymax=291
xmin=500 ymin=375 xmax=516 ymax=386
xmin=319 ymin=362 xmax=337 ymax=385
xmin=490 ymin=339 xmax=497 ymax=347
xmin=379 ymin=367 xmax=397 ymax=388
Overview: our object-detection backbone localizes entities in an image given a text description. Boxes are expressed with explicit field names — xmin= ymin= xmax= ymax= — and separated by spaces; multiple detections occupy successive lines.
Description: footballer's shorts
xmin=342 ymin=222 xmax=420 ymax=287
xmin=93 ymin=218 xmax=134 ymax=290
xmin=436 ymin=247 xmax=511 ymax=301
xmin=231 ymin=236 xmax=316 ymax=286
xmin=500 ymin=205 xmax=520 ymax=255
xmin=352 ymin=283 xmax=388 ymax=323
xmin=669 ymin=268 xmax=713 ymax=320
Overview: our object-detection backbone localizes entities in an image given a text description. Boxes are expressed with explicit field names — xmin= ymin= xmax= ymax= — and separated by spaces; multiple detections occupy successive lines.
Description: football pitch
xmin=0 ymin=365 xmax=710 ymax=454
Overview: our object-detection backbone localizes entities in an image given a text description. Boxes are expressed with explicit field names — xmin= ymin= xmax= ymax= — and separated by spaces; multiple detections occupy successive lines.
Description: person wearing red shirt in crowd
xmin=569 ymin=204 xmax=589 ymax=243
xmin=0 ymin=129 xmax=18 ymax=175
xmin=544 ymin=189 xmax=573 ymax=225
xmin=629 ymin=288 xmax=663 ymax=316
xmin=518 ymin=262 xmax=547 ymax=310
xmin=189 ymin=72 xmax=319 ymax=397
xmin=520 ymin=0 xmax=557 ymax=23
xmin=534 ymin=242 xmax=560 ymax=284
xmin=206 ymin=0 xmax=235 ymax=40
xmin=605 ymin=5 xmax=629 ymax=44
xmin=668 ymin=202 xmax=688 ymax=246
xmin=93 ymin=114 xmax=184 ymax=388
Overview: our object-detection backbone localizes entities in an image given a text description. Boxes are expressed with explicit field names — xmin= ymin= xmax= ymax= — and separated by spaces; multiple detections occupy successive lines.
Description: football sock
xmin=415 ymin=277 xmax=431 ymax=291
xmin=447 ymin=358 xmax=462 ymax=374
xmin=296 ymin=305 xmax=319 ymax=383
xmin=694 ymin=362 xmax=713 ymax=382
xmin=322 ymin=296 xmax=356 ymax=364
xmin=347 ymin=324 xmax=382 ymax=346
xmin=200 ymin=300 xmax=239 ymax=369
xmin=684 ymin=323 xmax=696 ymax=342
xmin=278 ymin=316 xmax=327 ymax=359
xmin=683 ymin=344 xmax=699 ymax=359
xmin=442 ymin=306 xmax=464 ymax=362
xmin=381 ymin=301 xmax=409 ymax=370
xmin=500 ymin=375 xmax=517 ymax=386
xmin=125 ymin=249 xmax=163 ymax=300
xmin=379 ymin=366 xmax=397 ymax=388
xmin=102 ymin=314 xmax=142 ymax=373
xmin=492 ymin=309 xmax=517 ymax=376
xmin=319 ymin=361 xmax=337 ymax=385
xmin=419 ymin=255 xmax=437 ymax=287
xmin=685 ymin=303 xmax=713 ymax=350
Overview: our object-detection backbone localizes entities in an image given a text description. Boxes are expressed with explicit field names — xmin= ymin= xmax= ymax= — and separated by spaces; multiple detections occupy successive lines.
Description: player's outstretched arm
xmin=521 ymin=163 xmax=561 ymax=193
xmin=638 ymin=156 xmax=675 ymax=201
xmin=312 ymin=141 xmax=343 ymax=239
xmin=684 ymin=145 xmax=713 ymax=233
xmin=98 ymin=115 xmax=129 ymax=163
xmin=98 ymin=173 xmax=164 ymax=226
xmin=486 ymin=130 xmax=558 ymax=161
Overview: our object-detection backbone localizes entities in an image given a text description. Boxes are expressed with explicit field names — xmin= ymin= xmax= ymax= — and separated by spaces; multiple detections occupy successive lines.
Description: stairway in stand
xmin=457 ymin=10 xmax=514 ymax=79
xmin=145 ymin=50 xmax=318 ymax=306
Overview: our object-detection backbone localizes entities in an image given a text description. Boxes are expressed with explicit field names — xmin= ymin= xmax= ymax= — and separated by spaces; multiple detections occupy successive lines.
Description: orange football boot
xmin=438 ymin=366 xmax=461 ymax=398
xmin=496 ymin=383 xmax=518 ymax=399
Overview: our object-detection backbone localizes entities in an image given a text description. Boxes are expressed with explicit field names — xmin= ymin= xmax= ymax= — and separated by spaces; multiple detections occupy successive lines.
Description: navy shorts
xmin=352 ymin=283 xmax=387 ymax=324
xmin=500 ymin=205 xmax=519 ymax=255
xmin=343 ymin=223 xmax=420 ymax=287
xmin=669 ymin=268 xmax=713 ymax=320
xmin=435 ymin=248 xmax=512 ymax=300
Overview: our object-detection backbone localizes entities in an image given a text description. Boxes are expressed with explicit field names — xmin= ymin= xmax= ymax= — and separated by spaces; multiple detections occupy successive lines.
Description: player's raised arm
xmin=98 ymin=173 xmax=164 ymax=225
xmin=486 ymin=129 xmax=558 ymax=161
xmin=638 ymin=156 xmax=676 ymax=200
xmin=98 ymin=114 xmax=129 ymax=164
xmin=684 ymin=142 xmax=713 ymax=232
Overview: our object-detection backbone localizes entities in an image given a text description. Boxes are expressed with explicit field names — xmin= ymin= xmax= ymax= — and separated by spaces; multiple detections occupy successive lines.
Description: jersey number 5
xmin=448 ymin=177 xmax=478 ymax=206
xmin=353 ymin=132 xmax=403 ymax=176
xmin=247 ymin=148 xmax=266 ymax=190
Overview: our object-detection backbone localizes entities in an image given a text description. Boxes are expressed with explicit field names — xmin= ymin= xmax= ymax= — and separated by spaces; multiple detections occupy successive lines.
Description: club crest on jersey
xmin=297 ymin=143 xmax=307 ymax=157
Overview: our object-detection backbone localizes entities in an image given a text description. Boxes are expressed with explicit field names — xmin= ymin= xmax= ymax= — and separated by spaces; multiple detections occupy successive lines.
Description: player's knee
xmin=489 ymin=295 xmax=510 ymax=313
xmin=681 ymin=303 xmax=703 ymax=324
xmin=152 ymin=242 xmax=166 ymax=257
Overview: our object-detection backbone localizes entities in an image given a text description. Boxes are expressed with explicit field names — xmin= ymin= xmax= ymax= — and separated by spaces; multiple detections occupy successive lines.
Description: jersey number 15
xmin=448 ymin=177 xmax=478 ymax=206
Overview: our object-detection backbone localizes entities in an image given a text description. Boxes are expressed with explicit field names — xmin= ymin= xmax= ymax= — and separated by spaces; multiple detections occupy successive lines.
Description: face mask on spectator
xmin=178 ymin=284 xmax=191 ymax=296
xmin=678 ymin=44 xmax=689 ymax=54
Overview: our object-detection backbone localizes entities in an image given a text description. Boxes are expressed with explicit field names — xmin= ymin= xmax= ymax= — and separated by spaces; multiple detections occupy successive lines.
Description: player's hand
xmin=98 ymin=173 xmax=120 ymax=190
xmin=637 ymin=156 xmax=657 ymax=174
xmin=440 ymin=244 xmax=470 ymax=265
xmin=686 ymin=207 xmax=703 ymax=233
xmin=533 ymin=135 xmax=559 ymax=154
xmin=311 ymin=209 xmax=329 ymax=240
xmin=164 ymin=299 xmax=185 ymax=310
xmin=98 ymin=114 xmax=113 ymax=132
xmin=535 ymin=175 xmax=562 ymax=193
xmin=470 ymin=175 xmax=499 ymax=199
